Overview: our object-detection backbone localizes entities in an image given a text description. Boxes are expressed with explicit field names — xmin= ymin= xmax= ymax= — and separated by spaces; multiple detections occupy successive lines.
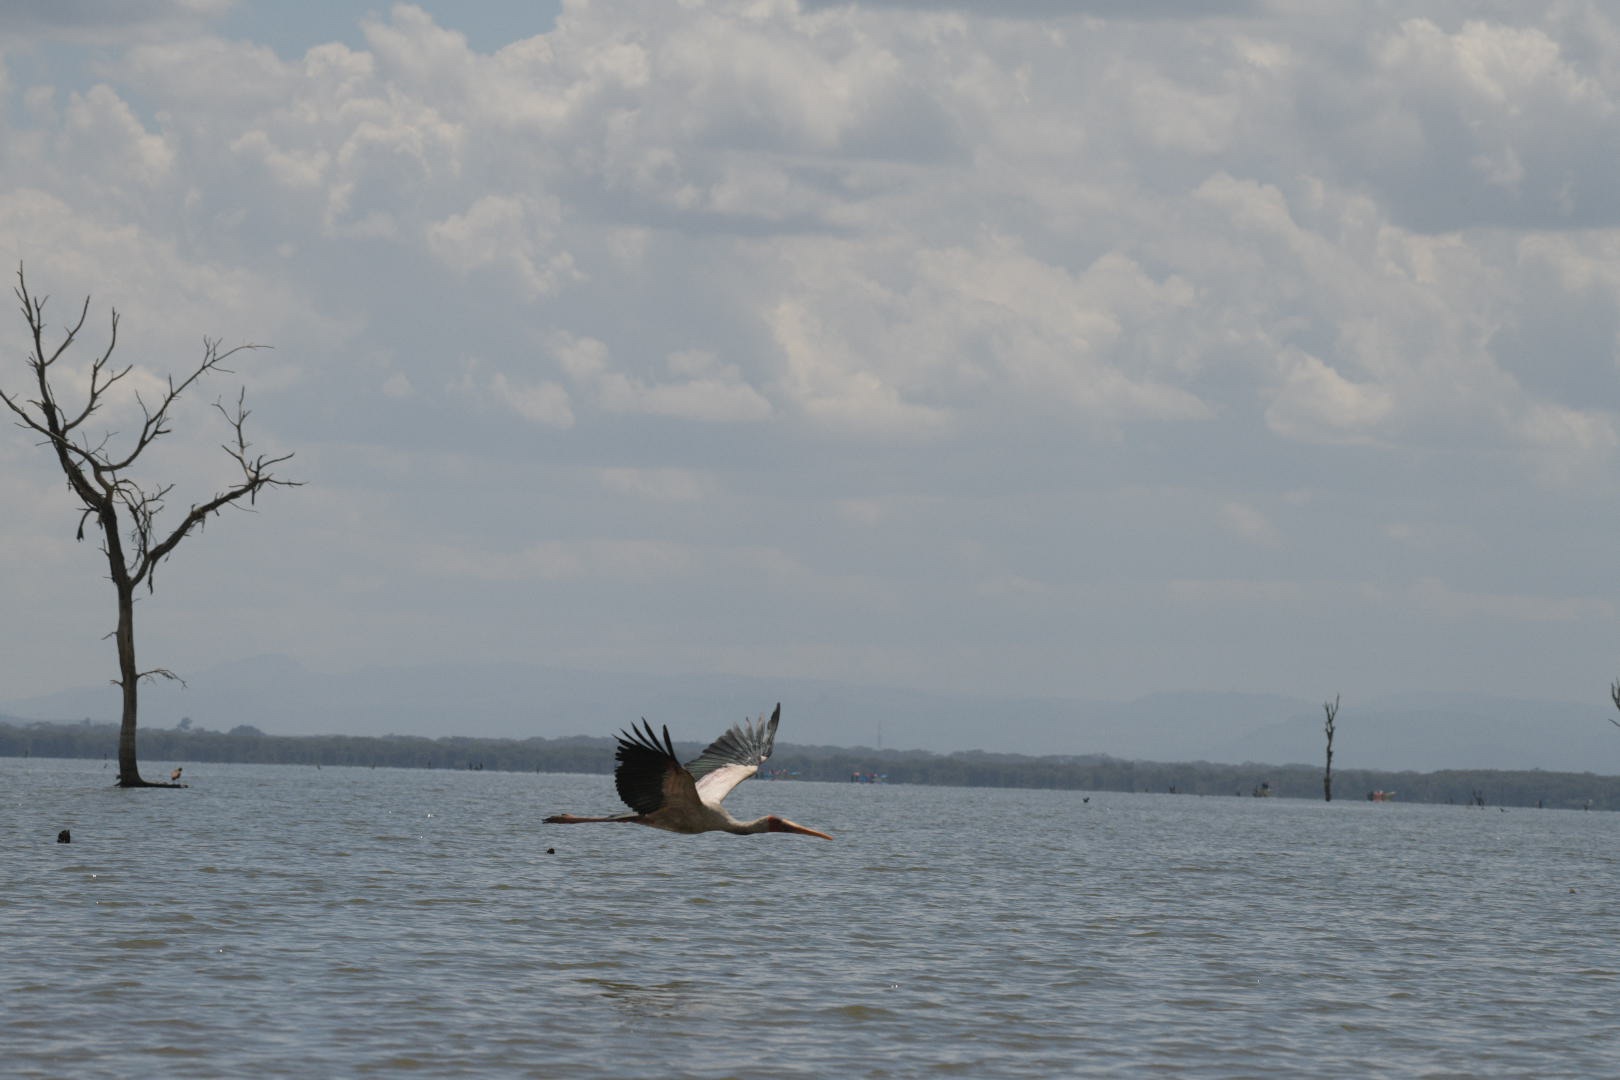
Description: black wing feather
xmin=613 ymin=719 xmax=682 ymax=815
xmin=686 ymin=704 xmax=780 ymax=781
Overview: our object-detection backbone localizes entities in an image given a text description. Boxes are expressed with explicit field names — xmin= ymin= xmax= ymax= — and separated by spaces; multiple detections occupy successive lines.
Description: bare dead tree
xmin=1609 ymin=680 xmax=1620 ymax=728
xmin=1323 ymin=694 xmax=1339 ymax=802
xmin=0 ymin=265 xmax=299 ymax=787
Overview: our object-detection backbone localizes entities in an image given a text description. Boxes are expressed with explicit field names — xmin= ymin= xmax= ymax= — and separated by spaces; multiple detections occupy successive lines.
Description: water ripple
xmin=8 ymin=760 xmax=1620 ymax=1076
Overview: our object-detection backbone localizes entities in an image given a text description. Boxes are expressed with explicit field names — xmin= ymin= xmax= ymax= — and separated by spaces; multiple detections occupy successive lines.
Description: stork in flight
xmin=544 ymin=704 xmax=832 ymax=839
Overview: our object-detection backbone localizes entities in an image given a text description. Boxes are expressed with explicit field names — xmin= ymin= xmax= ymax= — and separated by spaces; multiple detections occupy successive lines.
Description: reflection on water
xmin=5 ymin=756 xmax=1620 ymax=1077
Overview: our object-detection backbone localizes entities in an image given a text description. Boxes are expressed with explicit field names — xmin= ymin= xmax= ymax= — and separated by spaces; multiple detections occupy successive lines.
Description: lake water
xmin=4 ymin=756 xmax=1619 ymax=1077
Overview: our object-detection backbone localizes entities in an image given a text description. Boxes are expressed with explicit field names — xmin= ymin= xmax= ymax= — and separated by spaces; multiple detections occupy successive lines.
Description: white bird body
xmin=544 ymin=704 xmax=832 ymax=839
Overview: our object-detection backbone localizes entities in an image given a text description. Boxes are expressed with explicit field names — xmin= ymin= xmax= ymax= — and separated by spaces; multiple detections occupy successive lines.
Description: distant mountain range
xmin=4 ymin=655 xmax=1618 ymax=774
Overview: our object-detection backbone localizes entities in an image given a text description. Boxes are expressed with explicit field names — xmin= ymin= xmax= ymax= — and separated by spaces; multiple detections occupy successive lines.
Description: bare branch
xmin=137 ymin=668 xmax=187 ymax=688
xmin=102 ymin=339 xmax=268 ymax=473
xmin=131 ymin=390 xmax=300 ymax=592
xmin=1609 ymin=680 xmax=1620 ymax=728
xmin=58 ymin=309 xmax=129 ymax=436
xmin=4 ymin=272 xmax=112 ymax=521
xmin=15 ymin=264 xmax=93 ymax=373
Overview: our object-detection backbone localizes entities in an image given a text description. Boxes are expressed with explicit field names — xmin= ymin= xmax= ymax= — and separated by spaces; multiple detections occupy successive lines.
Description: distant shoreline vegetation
xmin=4 ymin=717 xmax=1620 ymax=810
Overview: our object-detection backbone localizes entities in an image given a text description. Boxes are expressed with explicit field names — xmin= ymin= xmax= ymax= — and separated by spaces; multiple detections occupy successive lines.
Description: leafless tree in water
xmin=0 ymin=266 xmax=299 ymax=787
xmin=1323 ymin=694 xmax=1339 ymax=802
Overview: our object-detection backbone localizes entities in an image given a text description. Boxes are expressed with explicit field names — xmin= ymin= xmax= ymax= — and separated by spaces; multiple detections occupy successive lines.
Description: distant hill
xmin=4 ymin=655 xmax=1618 ymax=774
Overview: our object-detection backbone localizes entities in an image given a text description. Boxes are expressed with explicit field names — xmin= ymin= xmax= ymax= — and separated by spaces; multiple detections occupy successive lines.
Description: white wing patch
xmin=687 ymin=705 xmax=780 ymax=808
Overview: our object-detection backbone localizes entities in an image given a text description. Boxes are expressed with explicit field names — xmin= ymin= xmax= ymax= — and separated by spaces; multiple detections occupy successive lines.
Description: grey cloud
xmin=1297 ymin=92 xmax=1620 ymax=233
xmin=6 ymin=0 xmax=1620 ymax=725
xmin=1488 ymin=277 xmax=1620 ymax=413
xmin=0 ymin=0 xmax=222 ymax=41
xmin=1289 ymin=17 xmax=1620 ymax=232
xmin=798 ymin=0 xmax=1260 ymax=18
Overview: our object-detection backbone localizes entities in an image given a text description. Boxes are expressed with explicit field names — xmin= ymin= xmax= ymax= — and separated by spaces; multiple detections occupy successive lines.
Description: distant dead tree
xmin=1323 ymin=694 xmax=1339 ymax=802
xmin=0 ymin=266 xmax=298 ymax=787
xmin=1609 ymin=680 xmax=1620 ymax=729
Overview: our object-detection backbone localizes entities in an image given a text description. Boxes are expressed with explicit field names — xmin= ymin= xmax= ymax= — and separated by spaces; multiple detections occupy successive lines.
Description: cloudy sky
xmin=3 ymin=0 xmax=1619 ymax=721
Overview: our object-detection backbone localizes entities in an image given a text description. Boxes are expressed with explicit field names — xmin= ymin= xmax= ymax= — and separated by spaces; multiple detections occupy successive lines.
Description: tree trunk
xmin=1322 ymin=695 xmax=1338 ymax=803
xmin=107 ymin=515 xmax=148 ymax=787
xmin=114 ymin=579 xmax=144 ymax=786
xmin=104 ymin=510 xmax=162 ymax=789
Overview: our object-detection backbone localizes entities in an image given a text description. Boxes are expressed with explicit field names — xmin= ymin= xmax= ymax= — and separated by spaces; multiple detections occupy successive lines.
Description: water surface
xmin=5 ymin=757 xmax=1618 ymax=1076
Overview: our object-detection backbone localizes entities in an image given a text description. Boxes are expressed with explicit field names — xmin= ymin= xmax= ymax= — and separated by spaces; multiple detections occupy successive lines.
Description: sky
xmin=3 ymin=0 xmax=1620 ymax=721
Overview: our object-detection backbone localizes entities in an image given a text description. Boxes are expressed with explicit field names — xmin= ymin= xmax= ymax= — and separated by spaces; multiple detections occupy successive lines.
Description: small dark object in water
xmin=57 ymin=830 xmax=71 ymax=844
xmin=546 ymin=848 xmax=556 ymax=855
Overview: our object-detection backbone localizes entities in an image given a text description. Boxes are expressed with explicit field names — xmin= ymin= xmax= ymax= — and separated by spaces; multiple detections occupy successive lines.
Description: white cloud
xmin=911 ymin=243 xmax=1211 ymax=421
xmin=59 ymin=85 xmax=175 ymax=189
xmin=1297 ymin=13 xmax=1620 ymax=231
xmin=120 ymin=37 xmax=295 ymax=109
xmin=6 ymin=1 xmax=1620 ymax=716
xmin=1514 ymin=401 xmax=1618 ymax=487
xmin=1265 ymin=348 xmax=1393 ymax=444
xmin=489 ymin=372 xmax=574 ymax=428
xmin=0 ymin=190 xmax=323 ymax=382
xmin=1165 ymin=578 xmax=1308 ymax=608
xmin=422 ymin=536 xmax=801 ymax=586
xmin=835 ymin=498 xmax=889 ymax=527
xmin=427 ymin=194 xmax=581 ymax=298
xmin=762 ymin=234 xmax=1210 ymax=436
xmin=232 ymin=129 xmax=330 ymax=190
xmin=599 ymin=467 xmax=719 ymax=503
xmin=769 ymin=296 xmax=952 ymax=435
xmin=1219 ymin=501 xmax=1283 ymax=549
xmin=553 ymin=334 xmax=772 ymax=423
xmin=451 ymin=356 xmax=574 ymax=428
xmin=1408 ymin=577 xmax=1614 ymax=624
xmin=1163 ymin=574 xmax=1616 ymax=629
xmin=1382 ymin=521 xmax=1453 ymax=551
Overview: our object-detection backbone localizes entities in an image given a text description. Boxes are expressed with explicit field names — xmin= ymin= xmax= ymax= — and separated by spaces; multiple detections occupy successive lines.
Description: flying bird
xmin=544 ymin=704 xmax=832 ymax=839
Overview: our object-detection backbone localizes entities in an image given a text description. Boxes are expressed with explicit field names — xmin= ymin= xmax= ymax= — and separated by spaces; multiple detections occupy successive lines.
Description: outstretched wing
xmin=614 ymin=720 xmax=700 ymax=816
xmin=686 ymin=704 xmax=781 ymax=808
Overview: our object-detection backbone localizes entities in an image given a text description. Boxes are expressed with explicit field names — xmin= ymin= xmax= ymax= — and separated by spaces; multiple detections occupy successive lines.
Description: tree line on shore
xmin=5 ymin=717 xmax=1619 ymax=810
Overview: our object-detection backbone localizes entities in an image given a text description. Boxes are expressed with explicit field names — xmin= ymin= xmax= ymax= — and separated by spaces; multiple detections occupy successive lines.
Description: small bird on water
xmin=544 ymin=704 xmax=832 ymax=839
xmin=170 ymin=767 xmax=183 ymax=782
